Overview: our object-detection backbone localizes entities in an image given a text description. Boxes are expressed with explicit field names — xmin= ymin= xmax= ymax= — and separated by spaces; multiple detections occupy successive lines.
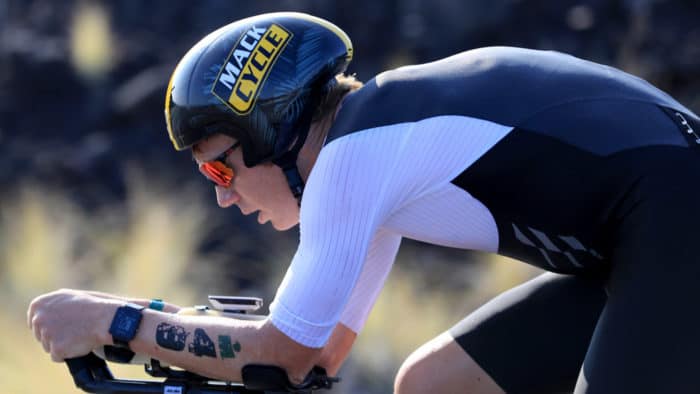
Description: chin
xmin=271 ymin=218 xmax=299 ymax=231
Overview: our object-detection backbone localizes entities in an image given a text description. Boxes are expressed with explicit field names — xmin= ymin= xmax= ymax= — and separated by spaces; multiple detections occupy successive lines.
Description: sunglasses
xmin=198 ymin=141 xmax=241 ymax=187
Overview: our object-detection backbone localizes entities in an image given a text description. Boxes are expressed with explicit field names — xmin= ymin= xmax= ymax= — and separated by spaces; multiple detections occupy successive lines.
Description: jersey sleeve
xmin=338 ymin=227 xmax=402 ymax=333
xmin=268 ymin=132 xmax=401 ymax=347
xmin=269 ymin=115 xmax=512 ymax=347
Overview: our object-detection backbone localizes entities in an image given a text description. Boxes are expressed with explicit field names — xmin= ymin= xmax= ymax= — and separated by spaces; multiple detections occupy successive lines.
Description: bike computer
xmin=208 ymin=295 xmax=263 ymax=313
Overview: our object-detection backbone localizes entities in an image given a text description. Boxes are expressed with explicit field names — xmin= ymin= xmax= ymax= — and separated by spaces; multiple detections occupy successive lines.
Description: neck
xmin=296 ymin=94 xmax=348 ymax=181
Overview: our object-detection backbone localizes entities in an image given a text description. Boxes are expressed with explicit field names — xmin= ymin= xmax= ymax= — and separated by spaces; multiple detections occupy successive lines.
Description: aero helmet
xmin=164 ymin=12 xmax=353 ymax=201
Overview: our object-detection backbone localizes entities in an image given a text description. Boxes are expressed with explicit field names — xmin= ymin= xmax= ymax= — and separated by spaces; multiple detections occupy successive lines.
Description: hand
xmin=27 ymin=289 xmax=119 ymax=362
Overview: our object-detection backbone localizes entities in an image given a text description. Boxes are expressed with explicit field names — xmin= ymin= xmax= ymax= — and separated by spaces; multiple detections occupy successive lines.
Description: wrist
xmin=108 ymin=302 xmax=146 ymax=349
xmin=95 ymin=300 xmax=121 ymax=346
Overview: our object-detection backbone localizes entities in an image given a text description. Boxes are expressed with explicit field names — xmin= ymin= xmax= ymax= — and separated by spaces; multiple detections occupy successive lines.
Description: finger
xmin=27 ymin=303 xmax=32 ymax=329
xmin=50 ymin=343 xmax=65 ymax=362
xmin=42 ymin=339 xmax=51 ymax=354
xmin=27 ymin=298 xmax=39 ymax=329
xmin=27 ymin=293 xmax=51 ymax=328
xmin=40 ymin=328 xmax=51 ymax=353
xmin=32 ymin=316 xmax=42 ymax=342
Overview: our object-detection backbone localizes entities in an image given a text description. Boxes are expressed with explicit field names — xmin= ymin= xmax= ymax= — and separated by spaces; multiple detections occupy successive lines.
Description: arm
xmin=317 ymin=323 xmax=357 ymax=376
xmin=28 ymin=290 xmax=322 ymax=384
xmin=265 ymin=135 xmax=406 ymax=360
xmin=266 ymin=228 xmax=399 ymax=378
xmin=311 ymin=228 xmax=401 ymax=376
xmin=110 ymin=304 xmax=322 ymax=383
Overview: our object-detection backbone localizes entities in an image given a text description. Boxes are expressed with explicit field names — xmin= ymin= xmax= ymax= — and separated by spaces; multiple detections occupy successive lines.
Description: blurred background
xmin=1 ymin=0 xmax=698 ymax=393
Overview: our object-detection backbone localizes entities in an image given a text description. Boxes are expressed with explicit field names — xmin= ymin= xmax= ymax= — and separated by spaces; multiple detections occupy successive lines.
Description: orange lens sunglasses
xmin=198 ymin=142 xmax=240 ymax=187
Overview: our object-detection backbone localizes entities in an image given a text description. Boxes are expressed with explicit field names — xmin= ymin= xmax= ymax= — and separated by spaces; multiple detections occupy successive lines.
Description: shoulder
xmin=325 ymin=46 xmax=574 ymax=141
xmin=307 ymin=113 xmax=512 ymax=212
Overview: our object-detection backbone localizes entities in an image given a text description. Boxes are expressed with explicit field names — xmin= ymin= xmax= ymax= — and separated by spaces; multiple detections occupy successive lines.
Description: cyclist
xmin=28 ymin=12 xmax=700 ymax=394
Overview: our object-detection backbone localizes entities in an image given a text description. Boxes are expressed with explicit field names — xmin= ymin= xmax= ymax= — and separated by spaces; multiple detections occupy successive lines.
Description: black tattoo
xmin=156 ymin=323 xmax=189 ymax=351
xmin=188 ymin=328 xmax=216 ymax=358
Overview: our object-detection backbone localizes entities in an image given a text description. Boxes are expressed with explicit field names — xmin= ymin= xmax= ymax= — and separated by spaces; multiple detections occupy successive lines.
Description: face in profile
xmin=193 ymin=134 xmax=300 ymax=230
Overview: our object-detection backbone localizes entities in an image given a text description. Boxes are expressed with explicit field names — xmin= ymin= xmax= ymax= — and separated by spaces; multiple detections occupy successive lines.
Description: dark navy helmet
xmin=165 ymin=12 xmax=353 ymax=167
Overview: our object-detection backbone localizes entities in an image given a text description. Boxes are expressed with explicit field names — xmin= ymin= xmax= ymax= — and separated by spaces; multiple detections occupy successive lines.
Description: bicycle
xmin=65 ymin=296 xmax=340 ymax=394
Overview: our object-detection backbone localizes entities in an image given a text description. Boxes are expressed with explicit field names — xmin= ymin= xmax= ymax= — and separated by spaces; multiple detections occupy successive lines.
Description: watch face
xmin=116 ymin=318 xmax=136 ymax=332
xmin=110 ymin=305 xmax=144 ymax=343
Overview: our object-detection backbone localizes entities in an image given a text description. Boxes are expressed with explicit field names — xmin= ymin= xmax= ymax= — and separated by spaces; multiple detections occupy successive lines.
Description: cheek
xmin=262 ymin=165 xmax=289 ymax=193
xmin=237 ymin=165 xmax=286 ymax=201
xmin=265 ymin=168 xmax=299 ymax=212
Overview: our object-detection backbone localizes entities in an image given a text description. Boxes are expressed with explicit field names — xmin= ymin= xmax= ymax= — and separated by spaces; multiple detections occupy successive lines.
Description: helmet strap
xmin=273 ymin=145 xmax=305 ymax=206
xmin=272 ymin=102 xmax=316 ymax=207
xmin=272 ymin=77 xmax=332 ymax=206
xmin=280 ymin=161 xmax=305 ymax=205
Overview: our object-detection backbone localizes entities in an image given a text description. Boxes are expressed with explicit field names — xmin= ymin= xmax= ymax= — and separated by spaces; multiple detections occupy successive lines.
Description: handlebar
xmin=66 ymin=352 xmax=261 ymax=393
xmin=66 ymin=351 xmax=339 ymax=394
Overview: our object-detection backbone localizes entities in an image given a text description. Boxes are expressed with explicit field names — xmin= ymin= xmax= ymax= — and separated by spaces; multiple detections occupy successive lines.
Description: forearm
xmin=130 ymin=310 xmax=259 ymax=381
xmin=101 ymin=307 xmax=321 ymax=383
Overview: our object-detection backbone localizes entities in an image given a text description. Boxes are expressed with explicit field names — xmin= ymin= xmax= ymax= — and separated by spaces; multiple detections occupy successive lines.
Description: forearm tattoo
xmin=156 ymin=323 xmax=189 ymax=351
xmin=155 ymin=322 xmax=242 ymax=359
xmin=218 ymin=335 xmax=242 ymax=359
xmin=188 ymin=328 xmax=216 ymax=358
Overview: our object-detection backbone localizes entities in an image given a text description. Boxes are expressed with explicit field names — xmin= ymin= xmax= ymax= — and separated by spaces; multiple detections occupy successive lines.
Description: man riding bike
xmin=28 ymin=12 xmax=700 ymax=393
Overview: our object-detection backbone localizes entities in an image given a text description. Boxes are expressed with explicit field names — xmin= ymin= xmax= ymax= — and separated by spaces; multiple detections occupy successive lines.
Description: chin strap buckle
xmin=282 ymin=165 xmax=304 ymax=206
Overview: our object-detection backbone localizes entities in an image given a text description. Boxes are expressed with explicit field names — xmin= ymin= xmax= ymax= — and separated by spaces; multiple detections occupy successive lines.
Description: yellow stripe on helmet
xmin=164 ymin=66 xmax=182 ymax=150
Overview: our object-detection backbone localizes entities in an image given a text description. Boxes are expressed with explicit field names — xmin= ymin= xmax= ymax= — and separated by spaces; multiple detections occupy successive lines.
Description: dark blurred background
xmin=2 ymin=0 xmax=699 ymax=212
xmin=2 ymin=0 xmax=699 ymax=288
xmin=1 ymin=1 xmax=698 ymax=393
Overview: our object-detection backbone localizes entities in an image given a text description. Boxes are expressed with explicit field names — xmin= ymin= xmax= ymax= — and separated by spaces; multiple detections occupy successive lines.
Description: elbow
xmin=317 ymin=323 xmax=356 ymax=375
xmin=286 ymin=353 xmax=323 ymax=385
xmin=259 ymin=320 xmax=324 ymax=384
xmin=284 ymin=346 xmax=323 ymax=385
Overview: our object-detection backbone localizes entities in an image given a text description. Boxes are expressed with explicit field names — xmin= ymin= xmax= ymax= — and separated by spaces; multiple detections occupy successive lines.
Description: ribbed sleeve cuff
xmin=269 ymin=300 xmax=335 ymax=348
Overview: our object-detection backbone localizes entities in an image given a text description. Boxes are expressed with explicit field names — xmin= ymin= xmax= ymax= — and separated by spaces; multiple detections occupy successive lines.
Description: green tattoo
xmin=218 ymin=335 xmax=242 ymax=359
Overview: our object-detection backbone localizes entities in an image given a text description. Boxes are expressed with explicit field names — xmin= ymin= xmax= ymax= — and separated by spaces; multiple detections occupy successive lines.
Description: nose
xmin=215 ymin=185 xmax=240 ymax=208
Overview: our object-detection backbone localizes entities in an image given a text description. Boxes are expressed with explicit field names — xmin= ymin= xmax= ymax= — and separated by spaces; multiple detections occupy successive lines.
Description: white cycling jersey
xmin=269 ymin=115 xmax=511 ymax=347
xmin=269 ymin=46 xmax=699 ymax=347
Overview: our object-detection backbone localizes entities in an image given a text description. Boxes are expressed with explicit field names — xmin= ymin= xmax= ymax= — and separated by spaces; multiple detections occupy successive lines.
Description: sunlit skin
xmin=192 ymin=96 xmax=337 ymax=231
xmin=194 ymin=135 xmax=300 ymax=231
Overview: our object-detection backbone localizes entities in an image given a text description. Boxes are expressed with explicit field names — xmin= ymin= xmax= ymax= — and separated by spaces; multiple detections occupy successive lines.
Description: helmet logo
xmin=212 ymin=24 xmax=292 ymax=115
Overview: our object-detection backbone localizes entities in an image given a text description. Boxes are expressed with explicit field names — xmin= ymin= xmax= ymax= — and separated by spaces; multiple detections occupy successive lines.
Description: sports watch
xmin=108 ymin=303 xmax=146 ymax=349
